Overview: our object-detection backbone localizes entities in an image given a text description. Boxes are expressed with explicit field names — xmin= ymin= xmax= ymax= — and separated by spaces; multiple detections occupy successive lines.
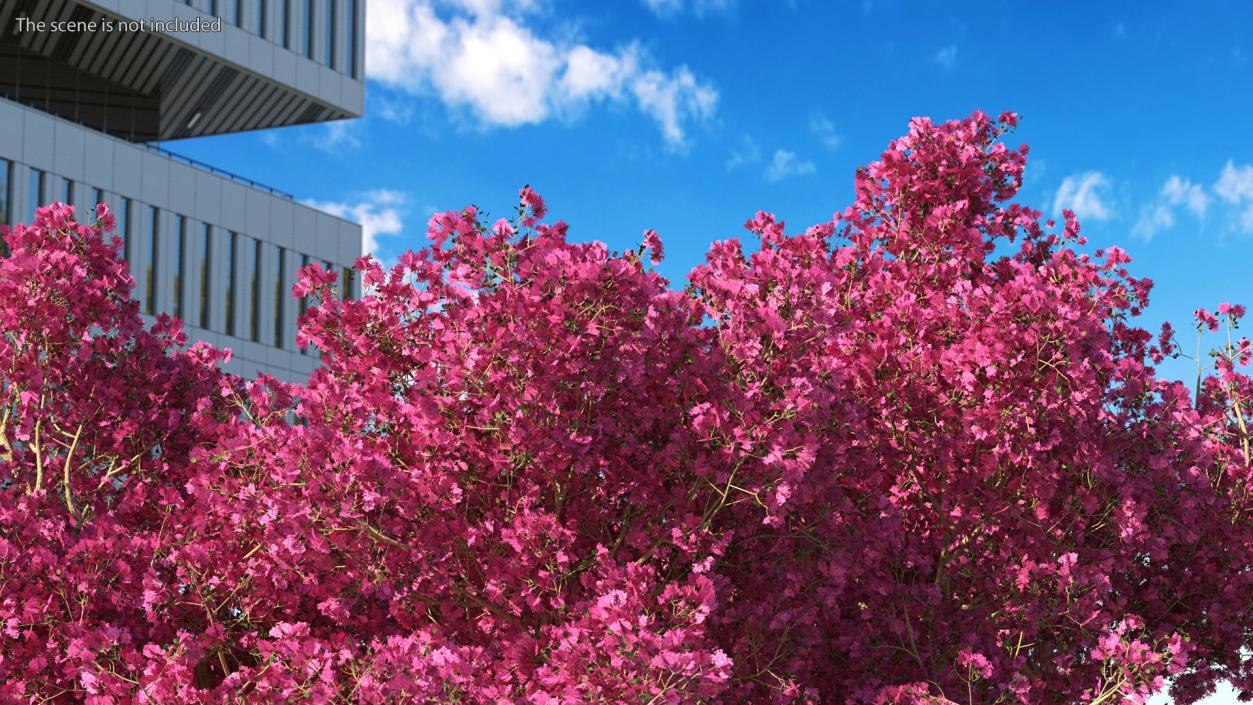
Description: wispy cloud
xmin=367 ymin=0 xmax=718 ymax=148
xmin=765 ymin=149 xmax=816 ymax=182
xmin=1163 ymin=174 xmax=1211 ymax=217
xmin=1053 ymin=171 xmax=1113 ymax=222
xmin=725 ymin=134 xmax=761 ymax=170
xmin=809 ymin=114 xmax=842 ymax=152
xmin=640 ymin=0 xmax=735 ymax=18
xmin=303 ymin=190 xmax=407 ymax=257
xmin=934 ymin=44 xmax=958 ymax=69
xmin=1132 ymin=176 xmax=1209 ymax=241
xmin=314 ymin=121 xmax=362 ymax=152
xmin=1214 ymin=161 xmax=1253 ymax=232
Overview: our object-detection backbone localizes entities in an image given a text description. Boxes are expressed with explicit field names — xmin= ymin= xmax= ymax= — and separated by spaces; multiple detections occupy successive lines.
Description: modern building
xmin=0 ymin=0 xmax=365 ymax=381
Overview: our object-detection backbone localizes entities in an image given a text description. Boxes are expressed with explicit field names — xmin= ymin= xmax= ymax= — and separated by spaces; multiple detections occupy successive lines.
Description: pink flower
xmin=1195 ymin=307 xmax=1220 ymax=331
xmin=642 ymin=229 xmax=664 ymax=265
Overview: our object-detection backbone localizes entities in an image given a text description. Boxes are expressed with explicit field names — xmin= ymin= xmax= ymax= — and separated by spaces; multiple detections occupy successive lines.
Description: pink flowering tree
xmin=0 ymin=112 xmax=1249 ymax=704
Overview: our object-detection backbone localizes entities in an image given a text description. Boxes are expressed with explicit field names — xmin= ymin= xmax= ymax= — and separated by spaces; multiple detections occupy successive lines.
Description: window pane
xmin=200 ymin=224 xmax=211 ymax=329
xmin=305 ymin=0 xmax=315 ymax=59
xmin=0 ymin=160 xmax=9 ymax=255
xmin=250 ymin=239 xmax=261 ymax=342
xmin=226 ymin=232 xmax=237 ymax=337
xmin=326 ymin=0 xmax=336 ymax=67
xmin=145 ymin=206 xmax=159 ymax=315
xmin=282 ymin=0 xmax=291 ymax=48
xmin=28 ymin=169 xmax=43 ymax=221
xmin=347 ymin=0 xmax=356 ymax=78
xmin=174 ymin=216 xmax=186 ymax=321
xmin=62 ymin=177 xmax=73 ymax=207
xmin=274 ymin=248 xmax=285 ymax=348
xmin=341 ymin=267 xmax=353 ymax=301
xmin=0 ymin=159 xmax=10 ymax=229
xmin=119 ymin=198 xmax=131 ymax=262
xmin=235 ymin=0 xmax=244 ymax=26
xmin=258 ymin=0 xmax=267 ymax=37
xmin=299 ymin=254 xmax=310 ymax=354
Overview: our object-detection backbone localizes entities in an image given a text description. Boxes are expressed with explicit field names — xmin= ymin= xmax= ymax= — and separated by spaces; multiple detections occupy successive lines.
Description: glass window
xmin=347 ymin=0 xmax=357 ymax=78
xmin=28 ymin=169 xmax=44 ymax=221
xmin=326 ymin=0 xmax=336 ymax=67
xmin=281 ymin=0 xmax=291 ymax=48
xmin=250 ymin=239 xmax=261 ymax=342
xmin=299 ymin=254 xmax=310 ymax=354
xmin=62 ymin=177 xmax=73 ymax=207
xmin=341 ymin=267 xmax=354 ymax=301
xmin=226 ymin=231 xmax=237 ymax=337
xmin=199 ymin=224 xmax=211 ymax=329
xmin=210 ymin=0 xmax=220 ymax=17
xmin=174 ymin=216 xmax=186 ymax=321
xmin=0 ymin=159 xmax=10 ymax=229
xmin=145 ymin=206 xmax=159 ymax=315
xmin=91 ymin=188 xmax=104 ymax=222
xmin=0 ymin=160 xmax=9 ymax=256
xmin=258 ymin=0 xmax=268 ymax=37
xmin=274 ymin=248 xmax=286 ymax=348
xmin=305 ymin=0 xmax=315 ymax=59
xmin=235 ymin=0 xmax=244 ymax=26
xmin=119 ymin=198 xmax=131 ymax=261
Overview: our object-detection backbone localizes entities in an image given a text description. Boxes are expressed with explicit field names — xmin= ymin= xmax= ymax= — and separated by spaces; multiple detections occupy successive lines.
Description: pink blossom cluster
xmin=0 ymin=112 xmax=1250 ymax=704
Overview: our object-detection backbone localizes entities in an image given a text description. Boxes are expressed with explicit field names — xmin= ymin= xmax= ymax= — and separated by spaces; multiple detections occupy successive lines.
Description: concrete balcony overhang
xmin=0 ymin=0 xmax=363 ymax=143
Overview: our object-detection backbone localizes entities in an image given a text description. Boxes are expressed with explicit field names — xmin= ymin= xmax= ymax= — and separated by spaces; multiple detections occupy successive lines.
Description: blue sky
xmin=167 ymin=0 xmax=1253 ymax=390
xmin=162 ymin=3 xmax=1249 ymax=699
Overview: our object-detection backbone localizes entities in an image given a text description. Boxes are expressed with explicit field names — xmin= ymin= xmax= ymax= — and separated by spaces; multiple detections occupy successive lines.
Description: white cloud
xmin=1053 ymin=171 xmax=1113 ymax=222
xmin=367 ymin=0 xmax=718 ymax=147
xmin=304 ymin=190 xmax=406 ymax=257
xmin=1214 ymin=161 xmax=1253 ymax=204
xmin=809 ymin=114 xmax=842 ymax=152
xmin=641 ymin=0 xmax=734 ymax=17
xmin=765 ymin=149 xmax=815 ymax=182
xmin=1132 ymin=175 xmax=1209 ymax=241
xmin=725 ymin=133 xmax=761 ymax=170
xmin=1132 ymin=204 xmax=1174 ymax=241
xmin=642 ymin=0 xmax=682 ymax=14
xmin=1212 ymin=161 xmax=1253 ymax=234
xmin=934 ymin=44 xmax=958 ymax=69
xmin=629 ymin=66 xmax=718 ymax=146
xmin=1162 ymin=175 xmax=1210 ymax=217
xmin=314 ymin=120 xmax=362 ymax=152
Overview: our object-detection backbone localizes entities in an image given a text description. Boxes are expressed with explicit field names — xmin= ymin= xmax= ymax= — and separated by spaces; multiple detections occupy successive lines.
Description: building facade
xmin=0 ymin=0 xmax=365 ymax=381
